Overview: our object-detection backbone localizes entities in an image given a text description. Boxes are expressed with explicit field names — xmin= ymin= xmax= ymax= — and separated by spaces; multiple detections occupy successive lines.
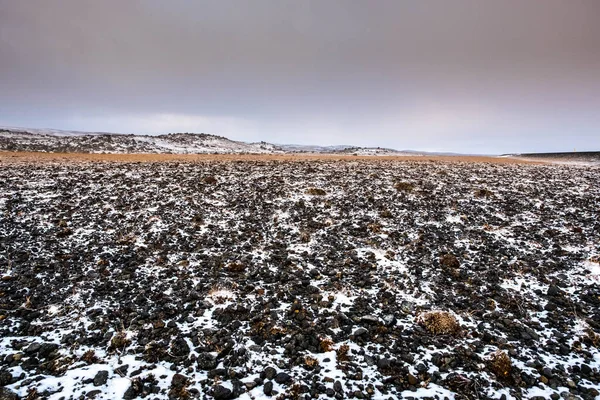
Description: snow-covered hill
xmin=0 ymin=126 xmax=281 ymax=154
xmin=0 ymin=126 xmax=421 ymax=155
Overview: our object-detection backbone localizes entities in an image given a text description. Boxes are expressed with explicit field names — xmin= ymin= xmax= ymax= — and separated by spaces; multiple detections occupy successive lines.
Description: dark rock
xmin=86 ymin=390 xmax=102 ymax=398
xmin=197 ymin=352 xmax=217 ymax=370
xmin=547 ymin=285 xmax=562 ymax=297
xmin=0 ymin=370 xmax=12 ymax=386
xmin=24 ymin=343 xmax=41 ymax=354
xmin=171 ymin=373 xmax=188 ymax=390
xmin=263 ymin=380 xmax=273 ymax=396
xmin=263 ymin=367 xmax=277 ymax=380
xmin=213 ymin=385 xmax=232 ymax=400
xmin=93 ymin=370 xmax=109 ymax=386
xmin=170 ymin=337 xmax=190 ymax=357
xmin=274 ymin=372 xmax=292 ymax=385
xmin=114 ymin=364 xmax=129 ymax=376
xmin=408 ymin=374 xmax=419 ymax=385
xmin=581 ymin=364 xmax=592 ymax=375
xmin=352 ymin=327 xmax=368 ymax=336
xmin=334 ymin=381 xmax=343 ymax=392
xmin=38 ymin=343 xmax=59 ymax=359
xmin=0 ymin=388 xmax=19 ymax=400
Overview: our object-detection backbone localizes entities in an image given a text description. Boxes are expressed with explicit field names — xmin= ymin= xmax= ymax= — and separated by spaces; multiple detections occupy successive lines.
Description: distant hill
xmin=507 ymin=151 xmax=600 ymax=165
xmin=0 ymin=126 xmax=426 ymax=155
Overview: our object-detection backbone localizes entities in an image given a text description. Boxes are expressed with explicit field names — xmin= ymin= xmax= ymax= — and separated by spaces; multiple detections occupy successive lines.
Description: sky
xmin=1 ymin=1 xmax=599 ymax=154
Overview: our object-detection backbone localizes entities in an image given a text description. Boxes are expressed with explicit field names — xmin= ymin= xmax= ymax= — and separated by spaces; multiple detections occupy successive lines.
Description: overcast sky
xmin=1 ymin=1 xmax=599 ymax=153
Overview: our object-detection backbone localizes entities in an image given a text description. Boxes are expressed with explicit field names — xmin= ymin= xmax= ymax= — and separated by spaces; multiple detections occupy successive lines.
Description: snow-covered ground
xmin=0 ymin=158 xmax=599 ymax=400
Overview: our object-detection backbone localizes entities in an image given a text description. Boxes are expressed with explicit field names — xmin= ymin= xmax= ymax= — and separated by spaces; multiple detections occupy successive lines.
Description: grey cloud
xmin=0 ymin=0 xmax=599 ymax=152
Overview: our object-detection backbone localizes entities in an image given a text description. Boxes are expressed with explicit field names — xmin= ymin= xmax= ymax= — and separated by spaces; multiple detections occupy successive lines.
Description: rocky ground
xmin=0 ymin=158 xmax=599 ymax=400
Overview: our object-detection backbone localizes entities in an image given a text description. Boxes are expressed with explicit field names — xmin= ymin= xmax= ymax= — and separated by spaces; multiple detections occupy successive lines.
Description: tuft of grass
xmin=304 ymin=355 xmax=319 ymax=369
xmin=226 ymin=261 xmax=245 ymax=273
xmin=306 ymin=188 xmax=326 ymax=196
xmin=474 ymin=188 xmax=493 ymax=198
xmin=368 ymin=223 xmax=382 ymax=234
xmin=109 ymin=331 xmax=131 ymax=350
xmin=380 ymin=209 xmax=393 ymax=218
xmin=203 ymin=176 xmax=218 ymax=184
xmin=417 ymin=311 xmax=461 ymax=335
xmin=488 ymin=350 xmax=511 ymax=378
xmin=81 ymin=349 xmax=99 ymax=364
xmin=394 ymin=182 xmax=414 ymax=192
xmin=584 ymin=328 xmax=600 ymax=348
xmin=320 ymin=337 xmax=334 ymax=352
xmin=440 ymin=254 xmax=460 ymax=269
xmin=336 ymin=344 xmax=350 ymax=362
xmin=299 ymin=230 xmax=311 ymax=243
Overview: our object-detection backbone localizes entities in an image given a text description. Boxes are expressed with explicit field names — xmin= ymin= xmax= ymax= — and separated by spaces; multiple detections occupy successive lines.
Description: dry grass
xmin=394 ymin=181 xmax=415 ymax=191
xmin=304 ymin=356 xmax=319 ymax=369
xmin=488 ymin=350 xmax=512 ymax=378
xmin=109 ymin=331 xmax=131 ymax=350
xmin=320 ymin=337 xmax=334 ymax=352
xmin=584 ymin=328 xmax=600 ymax=348
xmin=81 ymin=349 xmax=99 ymax=364
xmin=202 ymin=176 xmax=218 ymax=184
xmin=380 ymin=209 xmax=393 ymax=218
xmin=306 ymin=187 xmax=327 ymax=196
xmin=440 ymin=254 xmax=460 ymax=269
xmin=226 ymin=261 xmax=245 ymax=273
xmin=417 ymin=311 xmax=461 ymax=335
xmin=0 ymin=151 xmax=543 ymax=165
xmin=336 ymin=344 xmax=350 ymax=362
xmin=299 ymin=230 xmax=311 ymax=243
xmin=474 ymin=188 xmax=494 ymax=198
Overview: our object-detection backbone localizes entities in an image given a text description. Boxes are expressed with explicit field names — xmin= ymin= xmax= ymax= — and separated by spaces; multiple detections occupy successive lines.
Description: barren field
xmin=0 ymin=152 xmax=540 ymax=164
xmin=1 ymin=156 xmax=599 ymax=400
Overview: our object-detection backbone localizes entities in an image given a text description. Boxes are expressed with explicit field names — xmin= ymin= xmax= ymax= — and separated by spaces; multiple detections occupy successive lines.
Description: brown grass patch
xmin=202 ymin=176 xmax=217 ymax=184
xmin=474 ymin=188 xmax=494 ymax=198
xmin=320 ymin=337 xmax=334 ymax=352
xmin=109 ymin=331 xmax=131 ymax=350
xmin=488 ymin=350 xmax=512 ymax=378
xmin=306 ymin=187 xmax=327 ymax=196
xmin=0 ymin=151 xmax=543 ymax=164
xmin=394 ymin=182 xmax=415 ymax=191
xmin=440 ymin=254 xmax=460 ymax=269
xmin=418 ymin=311 xmax=461 ymax=335
xmin=336 ymin=344 xmax=350 ymax=362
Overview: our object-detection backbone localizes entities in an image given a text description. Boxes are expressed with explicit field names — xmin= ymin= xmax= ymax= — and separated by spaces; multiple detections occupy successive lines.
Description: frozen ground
xmin=0 ymin=158 xmax=599 ymax=400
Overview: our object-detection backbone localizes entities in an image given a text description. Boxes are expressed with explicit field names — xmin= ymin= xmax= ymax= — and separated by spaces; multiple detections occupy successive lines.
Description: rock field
xmin=0 ymin=158 xmax=599 ymax=400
